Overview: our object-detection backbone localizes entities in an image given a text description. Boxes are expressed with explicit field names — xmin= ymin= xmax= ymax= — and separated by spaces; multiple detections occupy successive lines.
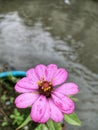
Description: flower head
xmin=15 ymin=64 xmax=79 ymax=123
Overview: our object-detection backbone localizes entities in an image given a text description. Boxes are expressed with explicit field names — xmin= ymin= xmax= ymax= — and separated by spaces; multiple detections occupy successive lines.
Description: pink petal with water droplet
xmin=55 ymin=83 xmax=79 ymax=96
xmin=15 ymin=93 xmax=39 ymax=108
xmin=30 ymin=95 xmax=47 ymax=122
xmin=49 ymin=99 xmax=63 ymax=122
xmin=35 ymin=64 xmax=47 ymax=80
xmin=53 ymin=68 xmax=68 ymax=86
xmin=52 ymin=92 xmax=75 ymax=114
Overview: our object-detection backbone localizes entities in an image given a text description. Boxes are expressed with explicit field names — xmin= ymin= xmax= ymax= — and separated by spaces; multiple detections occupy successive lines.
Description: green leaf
xmin=69 ymin=96 xmax=79 ymax=102
xmin=8 ymin=75 xmax=19 ymax=83
xmin=1 ymin=121 xmax=8 ymax=127
xmin=64 ymin=112 xmax=81 ymax=126
xmin=35 ymin=124 xmax=49 ymax=130
xmin=15 ymin=115 xmax=31 ymax=130
xmin=46 ymin=120 xmax=62 ymax=130
xmin=1 ymin=95 xmax=7 ymax=101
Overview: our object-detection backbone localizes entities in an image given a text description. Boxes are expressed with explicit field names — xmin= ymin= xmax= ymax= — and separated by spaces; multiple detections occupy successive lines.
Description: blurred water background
xmin=0 ymin=0 xmax=98 ymax=130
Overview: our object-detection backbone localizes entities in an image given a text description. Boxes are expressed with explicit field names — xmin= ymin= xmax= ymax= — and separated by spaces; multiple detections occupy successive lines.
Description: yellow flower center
xmin=38 ymin=80 xmax=53 ymax=98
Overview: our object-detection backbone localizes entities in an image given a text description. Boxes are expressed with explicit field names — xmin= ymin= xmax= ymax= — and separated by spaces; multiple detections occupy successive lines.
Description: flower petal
xmin=55 ymin=83 xmax=79 ymax=96
xmin=15 ymin=84 xmax=33 ymax=93
xmin=15 ymin=77 xmax=38 ymax=92
xmin=52 ymin=92 xmax=75 ymax=114
xmin=52 ymin=68 xmax=68 ymax=86
xmin=47 ymin=64 xmax=58 ymax=82
xmin=39 ymin=100 xmax=50 ymax=123
xmin=15 ymin=93 xmax=39 ymax=108
xmin=26 ymin=68 xmax=39 ymax=82
xmin=49 ymin=99 xmax=63 ymax=122
xmin=30 ymin=95 xmax=47 ymax=122
xmin=35 ymin=64 xmax=47 ymax=80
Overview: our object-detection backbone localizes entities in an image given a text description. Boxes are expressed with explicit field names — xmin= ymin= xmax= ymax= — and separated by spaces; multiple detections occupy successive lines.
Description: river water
xmin=0 ymin=0 xmax=98 ymax=130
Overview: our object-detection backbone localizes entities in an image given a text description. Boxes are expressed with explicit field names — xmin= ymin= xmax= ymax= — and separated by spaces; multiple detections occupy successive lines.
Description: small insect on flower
xmin=15 ymin=64 xmax=79 ymax=123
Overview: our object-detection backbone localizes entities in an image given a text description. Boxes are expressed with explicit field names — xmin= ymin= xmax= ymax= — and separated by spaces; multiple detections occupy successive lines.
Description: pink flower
xmin=15 ymin=64 xmax=79 ymax=123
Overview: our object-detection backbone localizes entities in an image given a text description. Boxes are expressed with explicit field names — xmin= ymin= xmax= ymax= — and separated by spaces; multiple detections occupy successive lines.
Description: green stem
xmin=16 ymin=115 xmax=31 ymax=130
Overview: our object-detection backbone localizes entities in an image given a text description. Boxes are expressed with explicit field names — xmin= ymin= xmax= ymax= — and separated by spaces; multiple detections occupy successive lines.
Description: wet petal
xmin=53 ymin=68 xmax=68 ymax=86
xmin=49 ymin=99 xmax=63 ymax=122
xmin=47 ymin=64 xmax=58 ymax=82
xmin=35 ymin=64 xmax=47 ymax=80
xmin=15 ymin=77 xmax=38 ymax=92
xmin=30 ymin=95 xmax=47 ymax=122
xmin=26 ymin=68 xmax=39 ymax=82
xmin=55 ymin=83 xmax=79 ymax=96
xmin=39 ymin=100 xmax=50 ymax=123
xmin=52 ymin=92 xmax=75 ymax=114
xmin=15 ymin=93 xmax=39 ymax=108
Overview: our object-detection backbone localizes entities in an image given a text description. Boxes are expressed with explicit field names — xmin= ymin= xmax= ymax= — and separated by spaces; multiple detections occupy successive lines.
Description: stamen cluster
xmin=38 ymin=81 xmax=53 ymax=98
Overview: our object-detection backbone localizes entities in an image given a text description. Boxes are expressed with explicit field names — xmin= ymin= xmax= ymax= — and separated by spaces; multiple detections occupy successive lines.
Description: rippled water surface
xmin=0 ymin=0 xmax=98 ymax=130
